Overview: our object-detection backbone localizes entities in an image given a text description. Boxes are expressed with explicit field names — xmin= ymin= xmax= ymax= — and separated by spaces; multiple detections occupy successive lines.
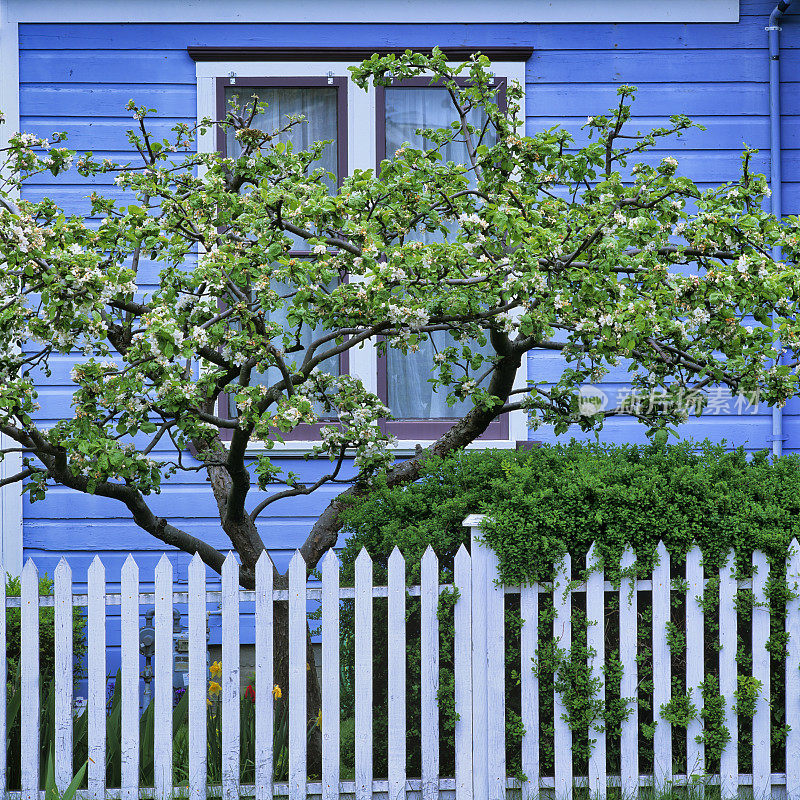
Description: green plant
xmin=5 ymin=572 xmax=87 ymax=689
xmin=338 ymin=440 xmax=800 ymax=780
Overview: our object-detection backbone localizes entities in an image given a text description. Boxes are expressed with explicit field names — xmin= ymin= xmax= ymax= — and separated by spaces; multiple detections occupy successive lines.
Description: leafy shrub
xmin=5 ymin=571 xmax=87 ymax=685
xmin=338 ymin=440 xmax=800 ymax=779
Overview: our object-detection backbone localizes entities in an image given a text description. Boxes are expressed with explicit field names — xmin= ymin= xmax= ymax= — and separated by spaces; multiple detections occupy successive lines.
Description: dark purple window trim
xmin=375 ymin=76 xmax=509 ymax=440
xmin=215 ymin=75 xmax=349 ymax=441
xmin=189 ymin=47 xmax=534 ymax=63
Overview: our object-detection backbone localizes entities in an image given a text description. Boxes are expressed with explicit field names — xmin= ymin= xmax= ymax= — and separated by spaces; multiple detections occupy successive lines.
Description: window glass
xmin=224 ymin=85 xmax=339 ymax=194
xmin=222 ymin=85 xmax=341 ymax=419
xmin=383 ymin=86 xmax=495 ymax=420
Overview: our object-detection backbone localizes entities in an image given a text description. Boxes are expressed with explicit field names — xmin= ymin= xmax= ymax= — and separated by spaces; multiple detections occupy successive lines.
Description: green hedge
xmin=338 ymin=440 xmax=800 ymax=781
xmin=341 ymin=440 xmax=800 ymax=582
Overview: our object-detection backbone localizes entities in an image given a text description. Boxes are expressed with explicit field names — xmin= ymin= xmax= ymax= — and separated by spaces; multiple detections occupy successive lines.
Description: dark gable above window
xmin=189 ymin=47 xmax=533 ymax=62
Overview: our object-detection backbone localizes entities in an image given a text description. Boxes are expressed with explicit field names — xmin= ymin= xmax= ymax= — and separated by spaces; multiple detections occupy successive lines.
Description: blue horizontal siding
xmin=16 ymin=6 xmax=800 ymax=617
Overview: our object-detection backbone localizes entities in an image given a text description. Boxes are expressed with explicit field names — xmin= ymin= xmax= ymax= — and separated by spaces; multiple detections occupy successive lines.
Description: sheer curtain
xmin=384 ymin=87 xmax=495 ymax=419
xmin=223 ymin=87 xmax=340 ymax=416
xmin=224 ymin=85 xmax=338 ymax=185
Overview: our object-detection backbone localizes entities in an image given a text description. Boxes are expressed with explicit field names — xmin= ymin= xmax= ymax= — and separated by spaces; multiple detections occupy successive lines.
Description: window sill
xmin=238 ymin=438 xmax=521 ymax=458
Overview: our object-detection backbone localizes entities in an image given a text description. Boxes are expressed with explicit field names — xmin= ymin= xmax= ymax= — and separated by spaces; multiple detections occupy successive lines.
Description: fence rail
xmin=3 ymin=515 xmax=800 ymax=800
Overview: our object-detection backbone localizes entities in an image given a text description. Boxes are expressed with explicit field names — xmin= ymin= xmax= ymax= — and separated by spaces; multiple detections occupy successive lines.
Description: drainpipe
xmin=767 ymin=1 xmax=792 ymax=457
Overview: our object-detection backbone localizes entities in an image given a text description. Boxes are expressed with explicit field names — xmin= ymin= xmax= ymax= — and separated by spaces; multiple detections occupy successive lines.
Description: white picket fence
xmin=3 ymin=514 xmax=800 ymax=800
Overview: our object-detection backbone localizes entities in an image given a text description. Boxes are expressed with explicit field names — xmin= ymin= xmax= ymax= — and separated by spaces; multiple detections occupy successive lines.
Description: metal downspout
xmin=768 ymin=1 xmax=792 ymax=457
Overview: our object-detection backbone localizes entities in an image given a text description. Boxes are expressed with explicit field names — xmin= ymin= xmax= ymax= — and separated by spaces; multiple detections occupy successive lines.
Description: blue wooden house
xmin=0 ymin=0 xmax=796 ymax=645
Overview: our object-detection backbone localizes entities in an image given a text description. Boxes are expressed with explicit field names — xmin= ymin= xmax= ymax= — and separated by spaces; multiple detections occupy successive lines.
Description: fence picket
xmin=120 ymin=555 xmax=140 ymax=800
xmin=189 ymin=553 xmax=207 ymax=800
xmin=787 ymin=540 xmax=800 ymax=799
xmin=686 ymin=545 xmax=704 ymax=785
xmin=321 ymin=550 xmax=340 ymax=800
xmin=388 ymin=547 xmax=407 ymax=800
xmin=553 ymin=554 xmax=572 ymax=800
xmin=421 ymin=546 xmax=440 ymax=800
xmin=54 ymin=558 xmax=73 ymax=793
xmin=520 ymin=580 xmax=539 ymax=800
xmin=88 ymin=555 xmax=106 ymax=799
xmin=752 ymin=549 xmax=771 ymax=800
xmin=0 ymin=559 xmax=5 ymax=800
xmin=586 ymin=545 xmax=606 ymax=800
xmin=255 ymin=552 xmax=274 ymax=800
xmin=289 ymin=551 xmax=307 ymax=800
xmin=154 ymin=554 xmax=173 ymax=800
xmin=454 ymin=545 xmax=473 ymax=800
xmin=718 ymin=550 xmax=738 ymax=800
xmin=485 ymin=537 xmax=505 ymax=800
xmin=20 ymin=558 xmax=40 ymax=800
xmin=468 ymin=518 xmax=489 ymax=800
xmin=619 ymin=547 xmax=638 ymax=800
xmin=652 ymin=541 xmax=672 ymax=789
xmin=222 ymin=553 xmax=241 ymax=800
xmin=355 ymin=548 xmax=373 ymax=800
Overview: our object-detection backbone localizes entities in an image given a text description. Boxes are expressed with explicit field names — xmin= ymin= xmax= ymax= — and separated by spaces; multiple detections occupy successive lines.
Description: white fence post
xmin=54 ymin=557 xmax=74 ymax=794
xmin=520 ymin=576 xmax=539 ymax=800
xmin=718 ymin=550 xmax=738 ymax=800
xmin=255 ymin=551 xmax=274 ymax=800
xmin=454 ymin=545 xmax=473 ymax=800
xmin=619 ymin=546 xmax=638 ymax=800
xmin=388 ymin=547 xmax=407 ymax=800
xmin=652 ymin=541 xmax=672 ymax=790
xmin=120 ymin=555 xmax=140 ymax=800
xmin=355 ymin=548 xmax=373 ymax=800
xmin=321 ymin=550 xmax=340 ymax=800
xmin=154 ymin=554 xmax=174 ymax=800
xmin=288 ymin=550 xmax=307 ymax=800
xmin=787 ymin=540 xmax=800 ymax=800
xmin=20 ymin=558 xmax=39 ymax=800
xmin=466 ymin=515 xmax=489 ymax=800
xmin=466 ymin=514 xmax=505 ymax=800
xmin=221 ymin=552 xmax=241 ymax=800
xmin=686 ymin=545 xmax=704 ymax=786
xmin=87 ymin=555 xmax=106 ymax=800
xmin=586 ymin=544 xmax=606 ymax=800
xmin=189 ymin=553 xmax=208 ymax=800
xmin=752 ymin=549 xmax=771 ymax=800
xmin=421 ymin=545 xmax=440 ymax=800
xmin=553 ymin=554 xmax=572 ymax=800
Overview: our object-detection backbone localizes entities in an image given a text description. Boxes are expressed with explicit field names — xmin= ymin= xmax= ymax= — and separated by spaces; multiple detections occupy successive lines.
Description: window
xmin=216 ymin=78 xmax=348 ymax=439
xmin=375 ymin=78 xmax=508 ymax=439
xmin=195 ymin=54 xmax=528 ymax=451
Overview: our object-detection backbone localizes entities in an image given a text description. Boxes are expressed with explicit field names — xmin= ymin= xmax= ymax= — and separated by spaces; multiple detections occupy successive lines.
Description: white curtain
xmin=224 ymin=86 xmax=340 ymax=415
xmin=384 ymin=87 xmax=494 ymax=419
xmin=225 ymin=85 xmax=338 ymax=185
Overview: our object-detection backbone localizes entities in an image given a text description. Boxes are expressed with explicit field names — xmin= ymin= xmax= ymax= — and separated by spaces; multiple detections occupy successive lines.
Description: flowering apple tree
xmin=1 ymin=49 xmax=799 ymax=586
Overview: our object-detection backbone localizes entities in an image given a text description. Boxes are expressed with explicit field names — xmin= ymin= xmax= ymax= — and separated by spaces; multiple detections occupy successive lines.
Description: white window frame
xmin=196 ymin=58 xmax=528 ymax=455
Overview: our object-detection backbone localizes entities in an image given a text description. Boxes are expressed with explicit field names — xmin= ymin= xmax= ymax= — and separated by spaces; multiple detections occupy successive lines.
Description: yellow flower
xmin=316 ymin=709 xmax=322 ymax=728
xmin=306 ymin=662 xmax=310 ymax=671
xmin=208 ymin=681 xmax=221 ymax=697
xmin=272 ymin=684 xmax=282 ymax=700
xmin=209 ymin=661 xmax=222 ymax=678
xmin=206 ymin=699 xmax=212 ymax=707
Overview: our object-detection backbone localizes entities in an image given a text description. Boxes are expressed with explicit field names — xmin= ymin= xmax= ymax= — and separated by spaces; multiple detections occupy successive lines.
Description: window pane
xmin=228 ymin=278 xmax=340 ymax=419
xmin=224 ymin=85 xmax=339 ymax=193
xmin=223 ymin=85 xmax=341 ymax=420
xmin=384 ymin=86 xmax=495 ymax=420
